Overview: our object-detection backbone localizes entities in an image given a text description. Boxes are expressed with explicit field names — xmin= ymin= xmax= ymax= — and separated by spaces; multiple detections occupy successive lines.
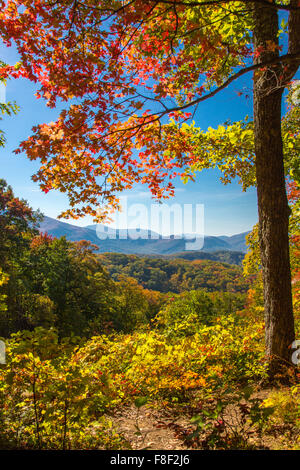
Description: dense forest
xmin=0 ymin=180 xmax=247 ymax=338
xmin=167 ymin=250 xmax=245 ymax=265
xmin=98 ymin=253 xmax=249 ymax=293
xmin=0 ymin=179 xmax=299 ymax=450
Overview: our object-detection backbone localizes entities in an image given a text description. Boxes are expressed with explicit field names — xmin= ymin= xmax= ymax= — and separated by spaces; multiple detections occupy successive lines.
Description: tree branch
xmin=158 ymin=52 xmax=300 ymax=116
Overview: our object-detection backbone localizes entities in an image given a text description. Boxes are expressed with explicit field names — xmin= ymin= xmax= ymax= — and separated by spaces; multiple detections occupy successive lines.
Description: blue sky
xmin=0 ymin=43 xmax=260 ymax=236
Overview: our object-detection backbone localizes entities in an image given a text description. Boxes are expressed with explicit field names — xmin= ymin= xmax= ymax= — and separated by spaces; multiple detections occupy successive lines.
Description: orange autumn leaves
xmin=0 ymin=0 xmax=253 ymax=220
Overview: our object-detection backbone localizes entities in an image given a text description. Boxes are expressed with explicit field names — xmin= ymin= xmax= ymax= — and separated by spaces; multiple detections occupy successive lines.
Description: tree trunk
xmin=253 ymin=4 xmax=297 ymax=378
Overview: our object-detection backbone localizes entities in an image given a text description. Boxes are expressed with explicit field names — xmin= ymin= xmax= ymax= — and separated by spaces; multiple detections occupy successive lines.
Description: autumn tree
xmin=0 ymin=269 xmax=8 ymax=315
xmin=0 ymin=179 xmax=41 ymax=267
xmin=0 ymin=0 xmax=299 ymax=376
xmin=0 ymin=61 xmax=19 ymax=147
xmin=244 ymin=179 xmax=300 ymax=325
xmin=25 ymin=235 xmax=115 ymax=336
xmin=0 ymin=179 xmax=42 ymax=334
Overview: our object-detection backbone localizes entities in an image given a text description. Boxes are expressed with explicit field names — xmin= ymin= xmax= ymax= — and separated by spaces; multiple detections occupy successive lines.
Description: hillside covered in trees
xmin=0 ymin=180 xmax=247 ymax=338
xmin=0 ymin=180 xmax=299 ymax=450
xmin=38 ymin=215 xmax=249 ymax=255
xmin=98 ymin=253 xmax=249 ymax=293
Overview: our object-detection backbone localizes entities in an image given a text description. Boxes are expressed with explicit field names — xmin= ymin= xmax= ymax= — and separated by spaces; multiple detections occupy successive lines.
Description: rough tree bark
xmin=253 ymin=1 xmax=300 ymax=378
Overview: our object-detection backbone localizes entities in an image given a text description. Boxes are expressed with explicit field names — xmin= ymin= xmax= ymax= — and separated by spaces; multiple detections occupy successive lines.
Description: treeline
xmin=98 ymin=253 xmax=249 ymax=294
xmin=168 ymin=250 xmax=244 ymax=265
xmin=0 ymin=180 xmax=167 ymax=337
xmin=0 ymin=180 xmax=247 ymax=339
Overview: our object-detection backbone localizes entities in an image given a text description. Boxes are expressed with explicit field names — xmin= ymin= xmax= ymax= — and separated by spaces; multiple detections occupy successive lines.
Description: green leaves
xmin=134 ymin=396 xmax=148 ymax=409
xmin=0 ymin=328 xmax=127 ymax=449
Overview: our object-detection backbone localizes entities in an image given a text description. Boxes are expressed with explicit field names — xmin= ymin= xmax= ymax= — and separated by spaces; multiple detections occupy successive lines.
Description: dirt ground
xmin=109 ymin=388 xmax=299 ymax=450
xmin=111 ymin=405 xmax=190 ymax=450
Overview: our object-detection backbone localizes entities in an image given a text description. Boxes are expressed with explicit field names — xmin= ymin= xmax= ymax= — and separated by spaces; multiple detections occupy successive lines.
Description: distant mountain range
xmin=38 ymin=216 xmax=249 ymax=255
